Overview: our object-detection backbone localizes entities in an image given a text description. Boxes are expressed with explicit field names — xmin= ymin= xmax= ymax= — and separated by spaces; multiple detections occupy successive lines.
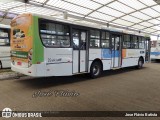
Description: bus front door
xmin=73 ymin=29 xmax=87 ymax=74
xmin=111 ymin=35 xmax=122 ymax=68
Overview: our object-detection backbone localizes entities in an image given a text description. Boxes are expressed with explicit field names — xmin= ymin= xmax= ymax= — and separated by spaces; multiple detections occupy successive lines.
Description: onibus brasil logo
xmin=2 ymin=108 xmax=12 ymax=118
xmin=2 ymin=108 xmax=42 ymax=118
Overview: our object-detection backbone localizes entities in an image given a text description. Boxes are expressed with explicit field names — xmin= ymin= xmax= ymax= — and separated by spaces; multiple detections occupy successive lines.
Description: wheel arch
xmin=89 ymin=58 xmax=103 ymax=72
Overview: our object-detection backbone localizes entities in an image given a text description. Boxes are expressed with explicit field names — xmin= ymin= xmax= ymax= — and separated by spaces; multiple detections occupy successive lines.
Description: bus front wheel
xmin=137 ymin=57 xmax=144 ymax=69
xmin=90 ymin=61 xmax=102 ymax=78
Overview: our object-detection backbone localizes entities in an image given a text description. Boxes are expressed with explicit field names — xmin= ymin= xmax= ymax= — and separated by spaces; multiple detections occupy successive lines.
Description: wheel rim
xmin=93 ymin=65 xmax=100 ymax=76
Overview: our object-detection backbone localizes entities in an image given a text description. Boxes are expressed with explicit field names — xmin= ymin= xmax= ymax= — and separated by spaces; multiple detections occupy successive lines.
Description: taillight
xmin=28 ymin=49 xmax=32 ymax=67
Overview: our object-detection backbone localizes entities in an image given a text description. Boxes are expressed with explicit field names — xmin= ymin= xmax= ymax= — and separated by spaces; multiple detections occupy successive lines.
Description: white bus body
xmin=10 ymin=14 xmax=150 ymax=78
xmin=151 ymin=40 xmax=160 ymax=60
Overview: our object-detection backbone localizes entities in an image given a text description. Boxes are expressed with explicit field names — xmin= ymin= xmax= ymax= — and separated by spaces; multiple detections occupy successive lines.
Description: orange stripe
xmin=122 ymin=49 xmax=126 ymax=59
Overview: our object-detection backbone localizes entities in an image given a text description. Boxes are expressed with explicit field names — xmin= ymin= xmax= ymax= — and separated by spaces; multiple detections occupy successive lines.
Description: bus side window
xmin=101 ymin=31 xmax=109 ymax=48
xmin=0 ymin=29 xmax=10 ymax=46
xmin=123 ymin=35 xmax=131 ymax=49
xmin=90 ymin=30 xmax=100 ymax=48
xmin=39 ymin=20 xmax=70 ymax=48
xmin=139 ymin=37 xmax=145 ymax=49
xmin=131 ymin=36 xmax=139 ymax=49
xmin=73 ymin=30 xmax=79 ymax=50
xmin=80 ymin=32 xmax=86 ymax=50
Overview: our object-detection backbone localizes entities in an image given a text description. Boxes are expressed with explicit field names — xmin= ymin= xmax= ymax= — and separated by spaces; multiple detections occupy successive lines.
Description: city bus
xmin=150 ymin=40 xmax=160 ymax=60
xmin=10 ymin=13 xmax=150 ymax=78
xmin=0 ymin=24 xmax=11 ymax=69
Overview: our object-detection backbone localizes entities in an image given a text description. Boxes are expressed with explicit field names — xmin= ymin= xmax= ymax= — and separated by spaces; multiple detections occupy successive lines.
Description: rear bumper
xmin=11 ymin=63 xmax=45 ymax=77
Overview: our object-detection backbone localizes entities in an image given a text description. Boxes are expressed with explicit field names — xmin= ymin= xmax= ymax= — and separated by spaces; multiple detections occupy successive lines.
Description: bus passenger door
xmin=111 ymin=35 xmax=122 ymax=68
xmin=145 ymin=37 xmax=151 ymax=62
xmin=72 ymin=29 xmax=87 ymax=73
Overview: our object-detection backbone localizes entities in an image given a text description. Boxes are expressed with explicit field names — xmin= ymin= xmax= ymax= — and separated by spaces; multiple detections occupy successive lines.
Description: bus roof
xmin=0 ymin=24 xmax=10 ymax=29
xmin=16 ymin=13 xmax=149 ymax=37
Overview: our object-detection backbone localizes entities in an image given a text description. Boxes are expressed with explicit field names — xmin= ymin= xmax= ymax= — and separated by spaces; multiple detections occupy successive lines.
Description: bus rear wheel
xmin=90 ymin=61 xmax=102 ymax=78
xmin=137 ymin=58 xmax=144 ymax=69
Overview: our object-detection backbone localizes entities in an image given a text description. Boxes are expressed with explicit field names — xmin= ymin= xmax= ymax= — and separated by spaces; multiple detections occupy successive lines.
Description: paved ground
xmin=0 ymin=62 xmax=160 ymax=120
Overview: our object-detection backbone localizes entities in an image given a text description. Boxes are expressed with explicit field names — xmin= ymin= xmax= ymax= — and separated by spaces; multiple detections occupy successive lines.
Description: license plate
xmin=17 ymin=62 xmax=22 ymax=66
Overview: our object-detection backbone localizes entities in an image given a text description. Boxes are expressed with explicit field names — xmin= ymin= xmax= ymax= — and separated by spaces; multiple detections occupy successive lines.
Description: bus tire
xmin=0 ymin=61 xmax=2 ymax=69
xmin=137 ymin=57 xmax=144 ymax=69
xmin=90 ymin=61 xmax=102 ymax=78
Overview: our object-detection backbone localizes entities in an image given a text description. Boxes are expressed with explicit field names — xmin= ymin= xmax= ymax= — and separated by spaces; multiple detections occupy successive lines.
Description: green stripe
xmin=32 ymin=16 xmax=44 ymax=64
xmin=11 ymin=51 xmax=28 ymax=59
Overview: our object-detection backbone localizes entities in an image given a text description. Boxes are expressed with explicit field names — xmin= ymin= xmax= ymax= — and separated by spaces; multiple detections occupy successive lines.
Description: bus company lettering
xmin=48 ymin=58 xmax=62 ymax=63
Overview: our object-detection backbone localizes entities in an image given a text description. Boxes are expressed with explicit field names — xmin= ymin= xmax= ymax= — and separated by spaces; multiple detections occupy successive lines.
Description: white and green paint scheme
xmin=11 ymin=13 xmax=150 ymax=78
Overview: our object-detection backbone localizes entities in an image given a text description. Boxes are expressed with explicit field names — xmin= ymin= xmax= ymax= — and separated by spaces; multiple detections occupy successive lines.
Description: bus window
xmin=132 ymin=36 xmax=139 ymax=49
xmin=56 ymin=24 xmax=64 ymax=35
xmin=80 ymin=32 xmax=86 ymax=50
xmin=115 ymin=37 xmax=120 ymax=50
xmin=0 ymin=29 xmax=10 ymax=46
xmin=57 ymin=36 xmax=70 ymax=47
xmin=101 ymin=31 xmax=109 ymax=48
xmin=73 ymin=30 xmax=79 ymax=50
xmin=90 ymin=30 xmax=100 ymax=48
xmin=123 ymin=35 xmax=131 ymax=48
xmin=39 ymin=21 xmax=70 ymax=47
xmin=139 ymin=37 xmax=145 ymax=49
